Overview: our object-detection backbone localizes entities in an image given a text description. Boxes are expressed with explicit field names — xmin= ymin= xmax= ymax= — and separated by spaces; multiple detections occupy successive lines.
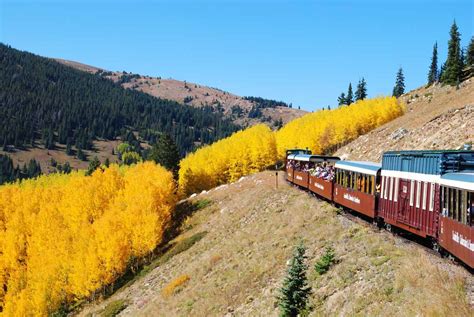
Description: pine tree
xmin=278 ymin=242 xmax=311 ymax=317
xmin=346 ymin=83 xmax=353 ymax=105
xmin=427 ymin=42 xmax=438 ymax=85
xmin=355 ymin=78 xmax=367 ymax=101
xmin=467 ymin=36 xmax=474 ymax=66
xmin=392 ymin=67 xmax=405 ymax=98
xmin=147 ymin=134 xmax=180 ymax=176
xmin=86 ymin=156 xmax=101 ymax=176
xmin=441 ymin=20 xmax=462 ymax=85
xmin=337 ymin=92 xmax=346 ymax=106
xmin=77 ymin=149 xmax=87 ymax=161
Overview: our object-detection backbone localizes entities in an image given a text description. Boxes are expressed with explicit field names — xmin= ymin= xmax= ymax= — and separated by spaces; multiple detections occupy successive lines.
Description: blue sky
xmin=1 ymin=0 xmax=472 ymax=111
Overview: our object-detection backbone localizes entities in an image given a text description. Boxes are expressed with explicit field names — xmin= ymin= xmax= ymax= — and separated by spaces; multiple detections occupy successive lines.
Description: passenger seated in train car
xmin=309 ymin=162 xmax=335 ymax=180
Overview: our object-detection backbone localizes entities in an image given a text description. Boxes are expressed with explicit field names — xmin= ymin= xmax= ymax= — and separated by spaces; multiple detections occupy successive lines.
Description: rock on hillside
xmin=78 ymin=172 xmax=472 ymax=317
xmin=55 ymin=59 xmax=306 ymax=127
xmin=335 ymin=79 xmax=474 ymax=161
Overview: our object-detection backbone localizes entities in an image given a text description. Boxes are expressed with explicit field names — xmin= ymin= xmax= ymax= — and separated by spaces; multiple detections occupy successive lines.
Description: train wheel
xmin=386 ymin=223 xmax=396 ymax=234
xmin=432 ymin=241 xmax=440 ymax=253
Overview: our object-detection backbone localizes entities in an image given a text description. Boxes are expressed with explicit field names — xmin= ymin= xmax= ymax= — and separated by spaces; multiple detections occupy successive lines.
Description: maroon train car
xmin=286 ymin=154 xmax=340 ymax=191
xmin=438 ymin=173 xmax=473 ymax=268
xmin=333 ymin=160 xmax=381 ymax=218
xmin=285 ymin=149 xmax=311 ymax=183
xmin=378 ymin=170 xmax=439 ymax=238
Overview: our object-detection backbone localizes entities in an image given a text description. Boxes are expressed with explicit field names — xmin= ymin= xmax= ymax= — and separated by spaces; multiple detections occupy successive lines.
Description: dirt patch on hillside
xmin=78 ymin=172 xmax=472 ymax=317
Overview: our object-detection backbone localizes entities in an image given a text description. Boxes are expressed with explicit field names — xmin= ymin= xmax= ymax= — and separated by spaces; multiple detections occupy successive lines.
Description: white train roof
xmin=335 ymin=160 xmax=381 ymax=176
xmin=438 ymin=172 xmax=474 ymax=191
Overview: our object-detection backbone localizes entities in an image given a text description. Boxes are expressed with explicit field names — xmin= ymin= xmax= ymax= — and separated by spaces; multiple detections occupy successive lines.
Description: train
xmin=285 ymin=149 xmax=474 ymax=269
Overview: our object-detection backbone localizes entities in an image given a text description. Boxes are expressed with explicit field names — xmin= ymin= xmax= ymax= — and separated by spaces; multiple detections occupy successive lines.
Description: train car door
xmin=397 ymin=179 xmax=410 ymax=223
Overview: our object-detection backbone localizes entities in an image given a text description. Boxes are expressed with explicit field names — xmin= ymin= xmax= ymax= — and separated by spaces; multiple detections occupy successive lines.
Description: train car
xmin=333 ymin=160 xmax=381 ymax=218
xmin=286 ymin=154 xmax=340 ymax=190
xmin=285 ymin=149 xmax=311 ymax=183
xmin=438 ymin=172 xmax=474 ymax=268
xmin=379 ymin=151 xmax=474 ymax=243
xmin=308 ymin=156 xmax=340 ymax=200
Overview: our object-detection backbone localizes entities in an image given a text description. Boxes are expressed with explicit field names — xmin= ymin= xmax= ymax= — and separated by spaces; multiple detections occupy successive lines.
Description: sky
xmin=0 ymin=0 xmax=472 ymax=111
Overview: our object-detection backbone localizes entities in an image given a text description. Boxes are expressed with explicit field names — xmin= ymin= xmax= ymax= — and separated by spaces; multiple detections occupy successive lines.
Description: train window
xmin=449 ymin=188 xmax=454 ymax=218
xmin=441 ymin=186 xmax=446 ymax=215
xmin=410 ymin=180 xmax=414 ymax=207
xmin=416 ymin=181 xmax=421 ymax=208
xmin=429 ymin=183 xmax=435 ymax=211
xmin=384 ymin=177 xmax=389 ymax=199
xmin=461 ymin=190 xmax=467 ymax=225
xmin=422 ymin=182 xmax=427 ymax=210
xmin=468 ymin=192 xmax=474 ymax=226
xmin=394 ymin=178 xmax=399 ymax=202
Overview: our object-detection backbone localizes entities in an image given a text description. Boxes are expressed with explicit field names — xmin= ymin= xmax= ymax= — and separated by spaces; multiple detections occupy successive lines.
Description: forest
xmin=178 ymin=124 xmax=277 ymax=196
xmin=0 ymin=162 xmax=176 ymax=315
xmin=275 ymin=97 xmax=405 ymax=158
xmin=0 ymin=44 xmax=238 ymax=156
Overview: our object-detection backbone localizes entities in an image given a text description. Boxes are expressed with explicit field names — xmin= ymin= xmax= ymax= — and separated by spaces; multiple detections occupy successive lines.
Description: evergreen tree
xmin=355 ymin=78 xmax=367 ymax=101
xmin=26 ymin=159 xmax=41 ymax=179
xmin=467 ymin=36 xmax=474 ymax=66
xmin=427 ymin=42 xmax=438 ymax=85
xmin=439 ymin=62 xmax=446 ymax=80
xmin=392 ymin=67 xmax=405 ymax=98
xmin=337 ymin=92 xmax=346 ymax=106
xmin=147 ymin=134 xmax=180 ymax=176
xmin=86 ymin=156 xmax=101 ymax=176
xmin=441 ymin=20 xmax=462 ymax=85
xmin=104 ymin=157 xmax=110 ymax=168
xmin=346 ymin=83 xmax=354 ymax=105
xmin=77 ymin=149 xmax=87 ymax=161
xmin=66 ymin=140 xmax=73 ymax=156
xmin=278 ymin=242 xmax=311 ymax=317
xmin=62 ymin=161 xmax=72 ymax=174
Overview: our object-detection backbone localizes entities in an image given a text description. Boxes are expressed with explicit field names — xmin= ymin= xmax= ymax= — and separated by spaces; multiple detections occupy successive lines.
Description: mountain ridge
xmin=54 ymin=58 xmax=307 ymax=128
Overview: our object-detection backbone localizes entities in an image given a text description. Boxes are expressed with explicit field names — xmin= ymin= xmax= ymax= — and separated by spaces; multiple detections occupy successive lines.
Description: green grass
xmin=193 ymin=198 xmax=212 ymax=210
xmin=100 ymin=299 xmax=128 ymax=317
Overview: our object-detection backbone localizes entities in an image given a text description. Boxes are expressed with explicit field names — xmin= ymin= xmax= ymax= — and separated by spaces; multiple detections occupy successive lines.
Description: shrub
xmin=314 ymin=247 xmax=336 ymax=275
xmin=162 ymin=274 xmax=190 ymax=297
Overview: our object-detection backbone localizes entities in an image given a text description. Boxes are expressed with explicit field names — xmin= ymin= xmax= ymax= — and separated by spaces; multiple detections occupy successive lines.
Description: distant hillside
xmin=55 ymin=59 xmax=307 ymax=127
xmin=78 ymin=172 xmax=473 ymax=316
xmin=335 ymin=78 xmax=474 ymax=161
xmin=0 ymin=44 xmax=238 ymax=158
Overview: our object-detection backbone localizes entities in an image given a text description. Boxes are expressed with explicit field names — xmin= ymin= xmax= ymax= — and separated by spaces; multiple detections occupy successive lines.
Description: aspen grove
xmin=178 ymin=124 xmax=277 ymax=197
xmin=0 ymin=162 xmax=177 ymax=315
xmin=275 ymin=97 xmax=405 ymax=158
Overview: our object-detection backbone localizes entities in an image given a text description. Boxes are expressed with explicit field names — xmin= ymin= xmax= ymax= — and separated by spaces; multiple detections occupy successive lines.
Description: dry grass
xmin=161 ymin=275 xmax=191 ymax=298
xmin=78 ymin=172 xmax=472 ymax=317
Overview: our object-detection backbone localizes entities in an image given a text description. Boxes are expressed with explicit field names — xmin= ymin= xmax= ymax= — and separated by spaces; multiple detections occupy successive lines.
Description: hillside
xmin=78 ymin=171 xmax=473 ymax=316
xmin=335 ymin=78 xmax=474 ymax=161
xmin=55 ymin=59 xmax=307 ymax=127
xmin=0 ymin=44 xmax=241 ymax=173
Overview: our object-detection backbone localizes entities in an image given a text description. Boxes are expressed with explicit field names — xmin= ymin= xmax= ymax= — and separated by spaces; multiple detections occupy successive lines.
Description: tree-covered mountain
xmin=0 ymin=44 xmax=238 ymax=156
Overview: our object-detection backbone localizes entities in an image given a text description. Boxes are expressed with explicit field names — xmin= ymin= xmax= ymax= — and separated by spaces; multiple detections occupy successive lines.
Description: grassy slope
xmin=79 ymin=172 xmax=472 ymax=317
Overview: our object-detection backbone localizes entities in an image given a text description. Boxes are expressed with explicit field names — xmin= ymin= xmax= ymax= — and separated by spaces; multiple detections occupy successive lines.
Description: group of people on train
xmin=286 ymin=160 xmax=335 ymax=181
